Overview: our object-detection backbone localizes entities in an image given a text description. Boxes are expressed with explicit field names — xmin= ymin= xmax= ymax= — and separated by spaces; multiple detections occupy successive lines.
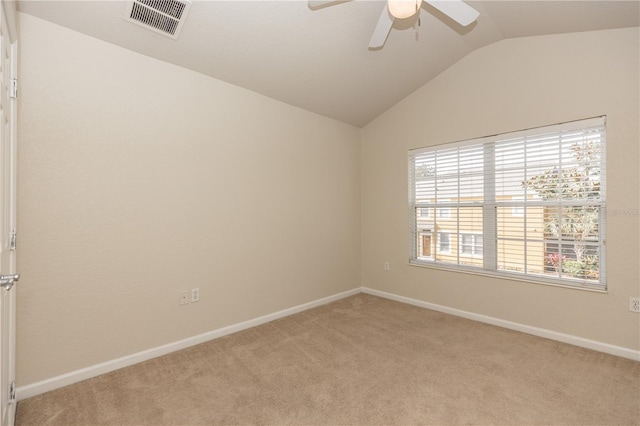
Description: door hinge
xmin=9 ymin=229 xmax=16 ymax=250
xmin=8 ymin=381 xmax=15 ymax=403
xmin=9 ymin=79 xmax=17 ymax=99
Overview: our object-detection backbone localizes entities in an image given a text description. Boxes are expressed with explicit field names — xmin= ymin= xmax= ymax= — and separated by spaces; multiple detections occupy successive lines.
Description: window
xmin=438 ymin=232 xmax=451 ymax=253
xmin=460 ymin=234 xmax=482 ymax=256
xmin=409 ymin=117 xmax=606 ymax=290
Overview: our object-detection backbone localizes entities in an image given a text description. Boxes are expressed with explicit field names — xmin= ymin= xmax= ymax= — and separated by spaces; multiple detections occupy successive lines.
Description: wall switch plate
xmin=384 ymin=261 xmax=390 ymax=271
xmin=630 ymin=297 xmax=640 ymax=313
xmin=179 ymin=290 xmax=189 ymax=305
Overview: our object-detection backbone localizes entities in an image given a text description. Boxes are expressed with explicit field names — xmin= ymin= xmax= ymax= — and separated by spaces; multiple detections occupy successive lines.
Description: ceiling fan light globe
xmin=387 ymin=0 xmax=420 ymax=19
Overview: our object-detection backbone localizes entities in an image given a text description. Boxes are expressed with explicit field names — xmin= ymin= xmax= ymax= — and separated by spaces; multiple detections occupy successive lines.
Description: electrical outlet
xmin=630 ymin=297 xmax=640 ymax=313
xmin=191 ymin=288 xmax=200 ymax=303
xmin=179 ymin=290 xmax=189 ymax=305
xmin=384 ymin=261 xmax=390 ymax=271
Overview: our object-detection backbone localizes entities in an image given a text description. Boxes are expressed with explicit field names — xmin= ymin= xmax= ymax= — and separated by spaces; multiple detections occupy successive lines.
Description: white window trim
xmin=408 ymin=116 xmax=607 ymax=292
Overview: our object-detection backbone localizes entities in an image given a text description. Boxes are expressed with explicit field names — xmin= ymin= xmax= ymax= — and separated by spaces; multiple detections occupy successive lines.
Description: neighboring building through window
xmin=409 ymin=117 xmax=606 ymax=290
xmin=419 ymin=232 xmax=432 ymax=257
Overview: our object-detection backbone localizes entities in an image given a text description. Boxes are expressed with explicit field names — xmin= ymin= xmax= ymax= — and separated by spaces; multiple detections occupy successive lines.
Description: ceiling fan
xmin=309 ymin=0 xmax=479 ymax=48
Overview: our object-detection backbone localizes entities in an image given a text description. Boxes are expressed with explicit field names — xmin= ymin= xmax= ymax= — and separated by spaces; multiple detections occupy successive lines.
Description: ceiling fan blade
xmin=369 ymin=6 xmax=395 ymax=48
xmin=308 ymin=0 xmax=350 ymax=9
xmin=424 ymin=0 xmax=479 ymax=26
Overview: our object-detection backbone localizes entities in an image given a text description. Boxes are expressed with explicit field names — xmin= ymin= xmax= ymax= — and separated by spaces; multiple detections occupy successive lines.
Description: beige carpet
xmin=16 ymin=294 xmax=640 ymax=425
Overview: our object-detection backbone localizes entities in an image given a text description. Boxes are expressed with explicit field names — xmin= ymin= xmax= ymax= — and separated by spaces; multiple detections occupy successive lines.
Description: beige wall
xmin=16 ymin=12 xmax=640 ymax=390
xmin=361 ymin=28 xmax=640 ymax=350
xmin=16 ymin=14 xmax=361 ymax=386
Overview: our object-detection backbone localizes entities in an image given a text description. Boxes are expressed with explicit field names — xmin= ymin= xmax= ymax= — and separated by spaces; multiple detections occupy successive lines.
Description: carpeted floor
xmin=16 ymin=294 xmax=640 ymax=425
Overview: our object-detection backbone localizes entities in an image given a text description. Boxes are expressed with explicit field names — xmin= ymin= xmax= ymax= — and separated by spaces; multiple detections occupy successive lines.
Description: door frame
xmin=0 ymin=1 xmax=18 ymax=425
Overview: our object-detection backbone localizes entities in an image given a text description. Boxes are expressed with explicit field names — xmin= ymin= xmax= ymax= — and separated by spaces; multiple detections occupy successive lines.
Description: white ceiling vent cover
xmin=124 ymin=0 xmax=192 ymax=40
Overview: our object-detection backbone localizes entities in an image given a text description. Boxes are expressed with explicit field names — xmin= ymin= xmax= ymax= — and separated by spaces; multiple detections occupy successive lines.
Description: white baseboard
xmin=362 ymin=287 xmax=640 ymax=362
xmin=15 ymin=287 xmax=361 ymax=401
xmin=17 ymin=286 xmax=639 ymax=401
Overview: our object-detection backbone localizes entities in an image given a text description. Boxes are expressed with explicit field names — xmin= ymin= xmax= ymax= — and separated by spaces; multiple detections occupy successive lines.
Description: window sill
xmin=408 ymin=260 xmax=607 ymax=293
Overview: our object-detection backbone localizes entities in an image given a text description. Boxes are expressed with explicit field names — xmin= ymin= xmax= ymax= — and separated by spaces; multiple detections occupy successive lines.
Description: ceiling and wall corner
xmin=16 ymin=0 xmax=640 ymax=127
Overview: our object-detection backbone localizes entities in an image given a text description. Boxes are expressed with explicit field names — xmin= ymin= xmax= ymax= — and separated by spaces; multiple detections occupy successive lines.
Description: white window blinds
xmin=409 ymin=117 xmax=606 ymax=290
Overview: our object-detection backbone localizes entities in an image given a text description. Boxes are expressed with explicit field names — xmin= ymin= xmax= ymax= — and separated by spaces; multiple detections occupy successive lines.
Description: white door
xmin=0 ymin=1 xmax=17 ymax=425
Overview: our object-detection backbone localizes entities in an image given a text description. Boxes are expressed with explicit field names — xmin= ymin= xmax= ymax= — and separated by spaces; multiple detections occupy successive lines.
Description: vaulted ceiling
xmin=18 ymin=1 xmax=640 ymax=127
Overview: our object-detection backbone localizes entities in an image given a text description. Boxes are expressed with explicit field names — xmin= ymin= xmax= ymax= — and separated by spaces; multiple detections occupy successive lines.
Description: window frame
xmin=408 ymin=116 xmax=607 ymax=292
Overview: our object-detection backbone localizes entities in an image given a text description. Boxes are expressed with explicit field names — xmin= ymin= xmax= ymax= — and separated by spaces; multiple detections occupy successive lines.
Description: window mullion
xmin=483 ymin=143 xmax=497 ymax=271
xmin=523 ymin=137 xmax=528 ymax=274
xmin=456 ymin=148 xmax=460 ymax=265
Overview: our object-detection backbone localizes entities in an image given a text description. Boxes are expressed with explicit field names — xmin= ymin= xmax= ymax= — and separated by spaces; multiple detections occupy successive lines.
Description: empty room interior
xmin=2 ymin=0 xmax=639 ymax=424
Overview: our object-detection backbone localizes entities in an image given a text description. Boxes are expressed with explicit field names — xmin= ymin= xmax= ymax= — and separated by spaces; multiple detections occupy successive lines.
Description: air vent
xmin=124 ymin=0 xmax=192 ymax=40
